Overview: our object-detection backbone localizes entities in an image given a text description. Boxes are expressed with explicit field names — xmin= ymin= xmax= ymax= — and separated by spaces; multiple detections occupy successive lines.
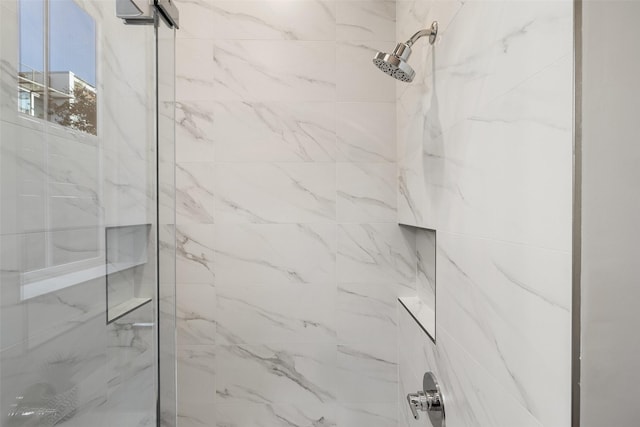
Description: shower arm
xmin=404 ymin=21 xmax=439 ymax=47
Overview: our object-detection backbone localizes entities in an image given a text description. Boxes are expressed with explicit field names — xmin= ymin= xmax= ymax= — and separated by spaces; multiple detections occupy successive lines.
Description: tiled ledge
xmin=399 ymin=296 xmax=436 ymax=342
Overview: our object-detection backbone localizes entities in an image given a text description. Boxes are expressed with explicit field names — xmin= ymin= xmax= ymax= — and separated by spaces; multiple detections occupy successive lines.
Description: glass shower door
xmin=0 ymin=0 xmax=176 ymax=425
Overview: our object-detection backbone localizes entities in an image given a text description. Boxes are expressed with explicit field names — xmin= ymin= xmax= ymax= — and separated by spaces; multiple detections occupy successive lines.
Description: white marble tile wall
xmin=174 ymin=0 xmax=409 ymax=426
xmin=396 ymin=1 xmax=573 ymax=427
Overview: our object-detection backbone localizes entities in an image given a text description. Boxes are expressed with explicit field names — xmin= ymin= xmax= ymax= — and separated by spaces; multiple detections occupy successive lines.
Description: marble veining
xmin=216 ymin=344 xmax=336 ymax=405
xmin=213 ymin=101 xmax=336 ymax=162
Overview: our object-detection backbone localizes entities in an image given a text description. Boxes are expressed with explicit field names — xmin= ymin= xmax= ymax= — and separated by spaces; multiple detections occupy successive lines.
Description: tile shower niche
xmin=399 ymin=226 xmax=436 ymax=341
xmin=106 ymin=224 xmax=153 ymax=323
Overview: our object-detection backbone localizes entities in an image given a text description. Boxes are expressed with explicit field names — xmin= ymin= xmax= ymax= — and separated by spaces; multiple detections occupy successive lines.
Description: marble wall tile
xmin=338 ymin=402 xmax=397 ymax=427
xmin=1 ymin=315 xmax=109 ymax=426
xmin=336 ymin=282 xmax=398 ymax=355
xmin=212 ymin=101 xmax=336 ymax=162
xmin=177 ymin=346 xmax=216 ymax=427
xmin=50 ymin=228 xmax=100 ymax=265
xmin=216 ymin=282 xmax=336 ymax=345
xmin=337 ymin=162 xmax=396 ymax=222
xmin=415 ymin=228 xmax=435 ymax=313
xmin=176 ymin=162 xmax=216 ymax=225
xmin=216 ymin=343 xmax=336 ymax=406
xmin=337 ymin=223 xmax=416 ymax=285
xmin=214 ymin=163 xmax=336 ymax=223
xmin=175 ymin=101 xmax=216 ymax=163
xmin=435 ymin=231 xmax=571 ymax=427
xmin=174 ymin=0 xmax=217 ymax=40
xmin=213 ymin=223 xmax=336 ymax=285
xmin=0 ymin=1 xmax=18 ymax=123
xmin=215 ymin=400 xmax=336 ymax=427
xmin=336 ymin=2 xmax=396 ymax=41
xmin=337 ymin=41 xmax=396 ymax=102
xmin=207 ymin=1 xmax=336 ymax=41
xmin=177 ymin=283 xmax=217 ymax=346
xmin=0 ymin=234 xmax=26 ymax=350
xmin=336 ymin=343 xmax=397 ymax=404
xmin=400 ymin=52 xmax=573 ymax=249
xmin=26 ymin=276 xmax=105 ymax=342
xmin=398 ymin=317 xmax=544 ymax=427
xmin=395 ymin=0 xmax=463 ymax=43
xmin=477 ymin=1 xmax=573 ymax=110
xmin=210 ymin=40 xmax=336 ymax=102
xmin=176 ymin=224 xmax=215 ymax=284
xmin=104 ymin=305 xmax=156 ymax=427
xmin=176 ymin=39 xmax=217 ymax=102
xmin=336 ymin=102 xmax=395 ymax=162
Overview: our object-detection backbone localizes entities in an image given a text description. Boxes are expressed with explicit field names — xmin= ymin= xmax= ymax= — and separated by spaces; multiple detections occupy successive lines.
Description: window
xmin=18 ymin=0 xmax=97 ymax=135
xmin=17 ymin=0 xmax=102 ymax=299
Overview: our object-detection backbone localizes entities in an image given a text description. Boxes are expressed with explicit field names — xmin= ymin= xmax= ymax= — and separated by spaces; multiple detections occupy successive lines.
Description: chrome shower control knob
xmin=405 ymin=372 xmax=446 ymax=426
xmin=406 ymin=390 xmax=428 ymax=419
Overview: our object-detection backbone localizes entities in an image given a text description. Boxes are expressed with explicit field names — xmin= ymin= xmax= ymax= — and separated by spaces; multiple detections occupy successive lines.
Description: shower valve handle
xmin=406 ymin=391 xmax=428 ymax=419
xmin=405 ymin=372 xmax=446 ymax=426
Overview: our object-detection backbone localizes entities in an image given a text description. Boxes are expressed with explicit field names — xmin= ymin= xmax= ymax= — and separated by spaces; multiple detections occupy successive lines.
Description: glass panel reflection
xmin=18 ymin=0 xmax=97 ymax=135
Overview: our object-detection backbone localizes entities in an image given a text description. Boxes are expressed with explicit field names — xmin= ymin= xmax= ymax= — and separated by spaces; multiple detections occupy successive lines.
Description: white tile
xmin=176 ymin=162 xmax=216 ymax=225
xmin=337 ymin=162 xmax=396 ymax=222
xmin=176 ymin=39 xmax=216 ymax=102
xmin=416 ymin=228 xmax=435 ymax=314
xmin=177 ymin=346 xmax=216 ymax=427
xmin=210 ymin=40 xmax=336 ymax=102
xmin=213 ymin=223 xmax=336 ymax=285
xmin=176 ymin=224 xmax=216 ymax=284
xmin=337 ymin=223 xmax=416 ymax=285
xmin=337 ymin=2 xmax=396 ymax=41
xmin=207 ymin=1 xmax=336 ymax=41
xmin=400 ymin=55 xmax=573 ymax=249
xmin=336 ymin=102 xmax=395 ymax=162
xmin=175 ymin=0 xmax=218 ymax=40
xmin=216 ymin=343 xmax=336 ymax=405
xmin=175 ymin=101 xmax=216 ymax=163
xmin=338 ymin=402 xmax=397 ymax=427
xmin=214 ymin=163 xmax=336 ymax=223
xmin=177 ymin=283 xmax=216 ymax=345
xmin=478 ymin=0 xmax=573 ymax=109
xmin=215 ymin=400 xmax=336 ymax=427
xmin=398 ymin=311 xmax=544 ymax=427
xmin=216 ymin=282 xmax=336 ymax=345
xmin=337 ymin=41 xmax=396 ymax=102
xmin=396 ymin=0 xmax=463 ymax=44
xmin=436 ymin=232 xmax=571 ymax=427
xmin=336 ymin=282 xmax=398 ymax=357
xmin=336 ymin=343 xmax=397 ymax=403
xmin=213 ymin=101 xmax=336 ymax=162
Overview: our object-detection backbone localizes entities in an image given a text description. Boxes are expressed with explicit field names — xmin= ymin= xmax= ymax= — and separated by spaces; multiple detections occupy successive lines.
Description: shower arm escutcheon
xmin=406 ymin=372 xmax=446 ymax=427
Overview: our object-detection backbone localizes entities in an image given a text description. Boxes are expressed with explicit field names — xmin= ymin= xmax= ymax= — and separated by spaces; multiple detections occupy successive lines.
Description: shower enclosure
xmin=0 ymin=0 xmax=178 ymax=425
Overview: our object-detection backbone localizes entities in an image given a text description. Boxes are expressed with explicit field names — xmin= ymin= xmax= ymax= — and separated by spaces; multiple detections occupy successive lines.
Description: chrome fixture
xmin=372 ymin=21 xmax=438 ymax=83
xmin=406 ymin=372 xmax=445 ymax=427
xmin=116 ymin=0 xmax=179 ymax=27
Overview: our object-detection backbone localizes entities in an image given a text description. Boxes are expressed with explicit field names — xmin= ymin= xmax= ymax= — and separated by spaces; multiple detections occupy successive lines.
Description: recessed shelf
xmin=105 ymin=224 xmax=153 ymax=324
xmin=108 ymin=297 xmax=152 ymax=324
xmin=397 ymin=224 xmax=437 ymax=342
xmin=399 ymin=296 xmax=435 ymax=342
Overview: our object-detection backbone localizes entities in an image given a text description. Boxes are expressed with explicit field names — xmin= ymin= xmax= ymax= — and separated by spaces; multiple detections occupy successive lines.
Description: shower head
xmin=372 ymin=21 xmax=438 ymax=83
xmin=373 ymin=47 xmax=416 ymax=83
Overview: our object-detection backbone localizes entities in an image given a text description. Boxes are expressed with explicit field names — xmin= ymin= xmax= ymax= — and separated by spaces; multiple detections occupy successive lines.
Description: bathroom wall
xmin=396 ymin=1 xmax=574 ymax=427
xmin=173 ymin=1 xmax=419 ymax=426
xmin=580 ymin=2 xmax=640 ymax=426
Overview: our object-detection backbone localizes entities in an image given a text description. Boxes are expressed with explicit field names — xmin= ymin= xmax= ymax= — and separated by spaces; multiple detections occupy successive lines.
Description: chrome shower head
xmin=372 ymin=21 xmax=438 ymax=83
xmin=373 ymin=44 xmax=416 ymax=83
